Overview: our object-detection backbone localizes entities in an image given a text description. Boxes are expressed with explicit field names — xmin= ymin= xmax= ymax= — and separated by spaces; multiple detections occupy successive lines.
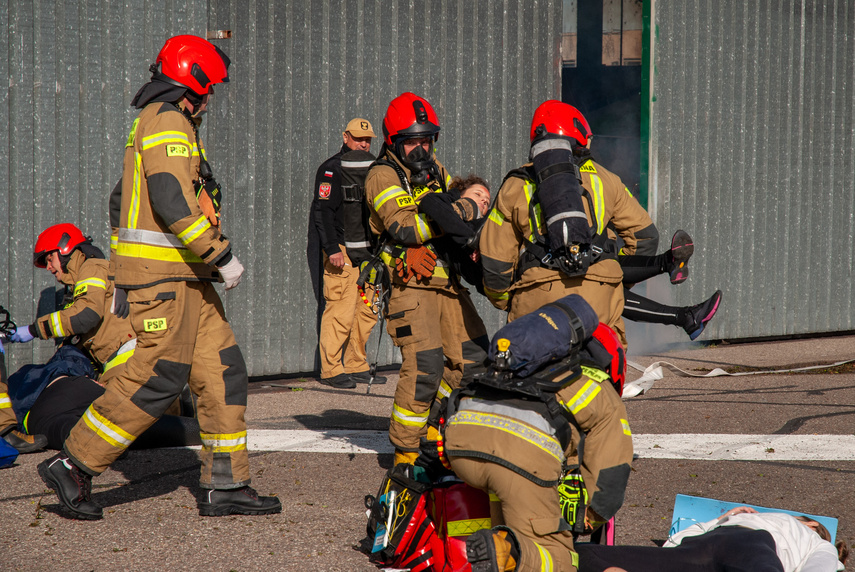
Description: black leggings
xmin=576 ymin=527 xmax=784 ymax=572
xmin=27 ymin=375 xmax=201 ymax=450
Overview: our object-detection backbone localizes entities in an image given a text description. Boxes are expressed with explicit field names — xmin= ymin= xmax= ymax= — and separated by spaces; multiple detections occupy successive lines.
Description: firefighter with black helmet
xmin=36 ymin=35 xmax=280 ymax=520
xmin=480 ymin=101 xmax=658 ymax=346
xmin=307 ymin=118 xmax=385 ymax=389
xmin=365 ymin=92 xmax=488 ymax=465
xmin=443 ymin=294 xmax=634 ymax=572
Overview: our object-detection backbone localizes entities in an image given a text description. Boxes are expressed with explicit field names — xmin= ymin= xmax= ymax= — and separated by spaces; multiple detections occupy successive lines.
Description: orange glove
xmin=395 ymin=246 xmax=438 ymax=283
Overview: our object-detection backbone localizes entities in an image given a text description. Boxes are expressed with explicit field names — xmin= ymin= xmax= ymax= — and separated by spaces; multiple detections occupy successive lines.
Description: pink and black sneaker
xmin=669 ymin=230 xmax=694 ymax=284
xmin=684 ymin=290 xmax=723 ymax=341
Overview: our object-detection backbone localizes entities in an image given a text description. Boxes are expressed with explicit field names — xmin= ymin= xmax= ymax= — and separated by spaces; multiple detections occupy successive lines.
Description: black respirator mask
xmin=399 ymin=141 xmax=438 ymax=187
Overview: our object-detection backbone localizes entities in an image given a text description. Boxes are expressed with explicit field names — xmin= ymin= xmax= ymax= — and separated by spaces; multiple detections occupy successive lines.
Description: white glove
xmin=218 ymin=255 xmax=245 ymax=290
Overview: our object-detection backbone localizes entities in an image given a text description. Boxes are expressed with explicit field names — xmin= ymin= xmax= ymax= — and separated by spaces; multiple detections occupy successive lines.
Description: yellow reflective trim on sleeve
xmin=562 ymin=380 xmax=601 ymax=415
xmin=0 ymin=392 xmax=11 ymax=409
xmin=176 ymin=215 xmax=211 ymax=246
xmin=110 ymin=235 xmax=118 ymax=251
xmin=125 ymin=117 xmax=140 ymax=147
xmin=83 ymin=405 xmax=134 ymax=448
xmin=73 ymin=278 xmax=107 ymax=298
xmin=485 ymin=288 xmax=510 ymax=301
xmin=415 ymin=213 xmax=434 ymax=242
xmin=589 ymin=174 xmax=606 ymax=234
xmin=621 ymin=418 xmax=632 ymax=436
xmin=373 ymin=186 xmax=408 ymax=211
xmin=116 ymin=242 xmax=204 ymax=264
xmin=488 ymin=208 xmax=505 ymax=226
xmin=49 ymin=312 xmax=65 ymax=337
xmin=534 ymin=541 xmax=555 ymax=571
xmin=141 ymin=130 xmax=191 ymax=150
xmin=446 ymin=518 xmax=491 ymax=537
xmin=200 ymin=431 xmax=248 ymax=453
xmin=392 ymin=404 xmax=429 ymax=427
xmin=580 ymin=365 xmax=610 ymax=384
xmin=129 ymin=152 xmax=143 ymax=229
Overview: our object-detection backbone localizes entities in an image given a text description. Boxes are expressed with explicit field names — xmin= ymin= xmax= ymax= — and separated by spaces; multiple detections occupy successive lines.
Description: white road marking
xmin=246 ymin=430 xmax=855 ymax=461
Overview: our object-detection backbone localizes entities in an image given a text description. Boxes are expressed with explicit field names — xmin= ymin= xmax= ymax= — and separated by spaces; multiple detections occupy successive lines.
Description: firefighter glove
xmin=218 ymin=255 xmax=245 ymax=290
xmin=395 ymin=246 xmax=437 ymax=283
xmin=10 ymin=326 xmax=35 ymax=343
xmin=111 ymin=288 xmax=130 ymax=319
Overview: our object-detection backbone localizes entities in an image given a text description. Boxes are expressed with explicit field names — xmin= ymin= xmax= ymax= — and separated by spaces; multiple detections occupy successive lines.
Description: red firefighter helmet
xmin=152 ymin=35 xmax=230 ymax=96
xmin=382 ymin=92 xmax=441 ymax=146
xmin=582 ymin=323 xmax=626 ymax=396
xmin=33 ymin=223 xmax=87 ymax=268
xmin=530 ymin=100 xmax=592 ymax=147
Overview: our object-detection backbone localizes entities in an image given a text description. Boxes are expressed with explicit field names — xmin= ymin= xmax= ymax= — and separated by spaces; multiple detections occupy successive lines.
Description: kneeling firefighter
xmin=443 ymin=294 xmax=633 ymax=572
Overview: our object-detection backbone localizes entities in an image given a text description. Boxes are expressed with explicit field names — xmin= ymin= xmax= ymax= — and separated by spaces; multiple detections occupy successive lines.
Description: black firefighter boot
xmin=37 ymin=453 xmax=103 ymax=520
xmin=198 ymin=486 xmax=282 ymax=517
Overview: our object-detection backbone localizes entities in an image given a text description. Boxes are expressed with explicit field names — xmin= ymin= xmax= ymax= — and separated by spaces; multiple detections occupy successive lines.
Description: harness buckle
xmin=541 ymin=252 xmax=553 ymax=265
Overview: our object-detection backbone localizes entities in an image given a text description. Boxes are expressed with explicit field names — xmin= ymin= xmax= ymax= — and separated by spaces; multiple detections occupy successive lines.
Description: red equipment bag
xmin=428 ymin=479 xmax=492 ymax=572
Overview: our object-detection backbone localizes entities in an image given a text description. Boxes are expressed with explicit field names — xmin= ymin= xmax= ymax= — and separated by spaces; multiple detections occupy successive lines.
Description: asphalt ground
xmin=1 ymin=333 xmax=853 ymax=571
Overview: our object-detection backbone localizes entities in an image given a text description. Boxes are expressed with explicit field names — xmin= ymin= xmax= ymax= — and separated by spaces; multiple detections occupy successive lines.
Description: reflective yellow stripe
xmin=589 ymin=174 xmax=605 ymax=234
xmin=534 ymin=541 xmax=554 ymax=571
xmin=49 ymin=312 xmax=65 ymax=337
xmin=110 ymin=235 xmax=118 ymax=250
xmin=562 ymin=380 xmax=601 ymax=415
xmin=415 ymin=213 xmax=434 ymax=242
xmin=103 ymin=349 xmax=134 ymax=373
xmin=0 ymin=393 xmax=11 ymax=408
xmin=126 ymin=118 xmax=140 ymax=147
xmin=446 ymin=518 xmax=491 ymax=537
xmin=488 ymin=208 xmax=505 ymax=226
xmin=571 ymin=550 xmax=579 ymax=568
xmin=75 ymin=278 xmax=107 ymax=291
xmin=141 ymin=130 xmax=191 ymax=150
xmin=522 ymin=181 xmax=542 ymax=241
xmin=374 ymin=186 xmax=408 ymax=211
xmin=23 ymin=410 xmax=31 ymax=434
xmin=116 ymin=242 xmax=204 ymax=264
xmin=621 ymin=418 xmax=632 ymax=436
xmin=580 ymin=365 xmax=610 ymax=384
xmin=176 ymin=215 xmax=211 ymax=246
xmin=450 ymin=410 xmax=563 ymax=462
xmin=437 ymin=379 xmax=452 ymax=399
xmin=83 ymin=406 xmax=134 ymax=448
xmin=392 ymin=404 xmax=429 ymax=427
xmin=129 ymin=152 xmax=142 ymax=229
xmin=200 ymin=431 xmax=248 ymax=453
xmin=485 ymin=288 xmax=509 ymax=301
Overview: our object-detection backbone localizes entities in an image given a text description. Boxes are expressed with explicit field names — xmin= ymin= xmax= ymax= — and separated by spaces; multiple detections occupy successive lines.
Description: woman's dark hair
xmin=795 ymin=516 xmax=849 ymax=565
xmin=448 ymin=174 xmax=489 ymax=194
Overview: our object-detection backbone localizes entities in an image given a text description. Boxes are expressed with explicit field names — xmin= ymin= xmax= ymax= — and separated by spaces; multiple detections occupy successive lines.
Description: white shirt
xmin=665 ymin=512 xmax=843 ymax=572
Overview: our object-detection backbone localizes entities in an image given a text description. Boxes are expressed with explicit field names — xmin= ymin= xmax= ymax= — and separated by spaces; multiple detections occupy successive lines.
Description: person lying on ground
xmin=575 ymin=506 xmax=848 ymax=572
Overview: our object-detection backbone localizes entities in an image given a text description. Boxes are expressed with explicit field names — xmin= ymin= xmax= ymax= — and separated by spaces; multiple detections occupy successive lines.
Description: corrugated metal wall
xmin=1 ymin=0 xmax=561 ymax=375
xmin=647 ymin=0 xmax=855 ymax=339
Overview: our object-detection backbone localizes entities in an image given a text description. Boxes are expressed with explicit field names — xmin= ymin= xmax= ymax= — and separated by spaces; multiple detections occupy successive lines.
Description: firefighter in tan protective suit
xmin=4 ymin=224 xmax=136 ymax=453
xmin=480 ymin=101 xmax=658 ymax=347
xmin=365 ymin=92 xmax=488 ymax=465
xmin=444 ymin=295 xmax=633 ymax=572
xmin=37 ymin=35 xmax=280 ymax=520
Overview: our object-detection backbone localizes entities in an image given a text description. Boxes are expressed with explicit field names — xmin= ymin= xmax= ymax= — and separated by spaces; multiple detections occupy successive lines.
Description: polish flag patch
xmin=324 ymin=171 xmax=334 ymax=177
xmin=318 ymin=182 xmax=332 ymax=198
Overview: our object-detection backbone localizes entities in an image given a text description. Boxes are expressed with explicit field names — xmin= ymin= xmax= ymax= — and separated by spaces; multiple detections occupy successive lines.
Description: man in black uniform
xmin=307 ymin=118 xmax=385 ymax=388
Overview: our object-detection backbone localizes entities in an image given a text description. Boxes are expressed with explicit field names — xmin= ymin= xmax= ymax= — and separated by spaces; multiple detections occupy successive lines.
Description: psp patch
xmin=144 ymin=318 xmax=168 ymax=332
xmin=166 ymin=144 xmax=189 ymax=158
xmin=318 ymin=182 xmax=332 ymax=198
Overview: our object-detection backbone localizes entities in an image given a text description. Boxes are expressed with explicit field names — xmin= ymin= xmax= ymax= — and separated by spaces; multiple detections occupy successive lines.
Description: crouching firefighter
xmin=443 ymin=294 xmax=633 ymax=572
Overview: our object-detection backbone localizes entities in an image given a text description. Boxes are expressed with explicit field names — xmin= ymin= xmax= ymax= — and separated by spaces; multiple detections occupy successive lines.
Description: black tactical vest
xmin=340 ymin=149 xmax=376 ymax=265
